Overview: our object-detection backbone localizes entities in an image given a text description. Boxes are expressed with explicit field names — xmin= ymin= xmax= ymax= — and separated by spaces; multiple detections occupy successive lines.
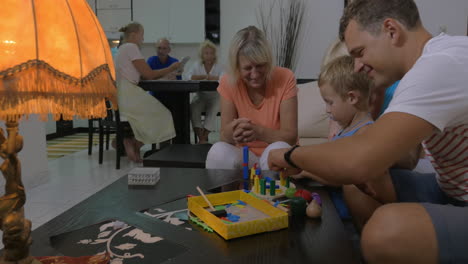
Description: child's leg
xmin=343 ymin=171 xmax=397 ymax=231
xmin=343 ymin=184 xmax=382 ymax=232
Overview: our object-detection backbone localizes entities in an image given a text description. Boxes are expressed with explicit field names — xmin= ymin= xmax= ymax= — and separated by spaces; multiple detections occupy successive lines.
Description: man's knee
xmin=361 ymin=204 xmax=404 ymax=262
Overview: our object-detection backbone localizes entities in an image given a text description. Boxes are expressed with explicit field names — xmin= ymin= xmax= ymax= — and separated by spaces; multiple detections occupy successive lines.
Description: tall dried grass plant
xmin=257 ymin=0 xmax=307 ymax=71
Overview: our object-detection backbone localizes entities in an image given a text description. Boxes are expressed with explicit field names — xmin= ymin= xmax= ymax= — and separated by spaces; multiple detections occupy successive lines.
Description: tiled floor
xmin=30 ymin=129 xmax=220 ymax=230
xmin=25 ymin=146 xmax=139 ymax=230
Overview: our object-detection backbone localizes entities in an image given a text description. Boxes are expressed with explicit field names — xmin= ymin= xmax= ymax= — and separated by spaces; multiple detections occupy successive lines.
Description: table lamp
xmin=0 ymin=0 xmax=116 ymax=262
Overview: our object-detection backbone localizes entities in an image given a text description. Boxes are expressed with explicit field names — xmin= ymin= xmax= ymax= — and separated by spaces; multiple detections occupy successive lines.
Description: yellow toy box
xmin=187 ymin=190 xmax=288 ymax=240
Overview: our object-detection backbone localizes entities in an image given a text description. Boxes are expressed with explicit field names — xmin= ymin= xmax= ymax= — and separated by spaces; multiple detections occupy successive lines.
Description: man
xmin=147 ymin=38 xmax=181 ymax=82
xmin=268 ymin=0 xmax=468 ymax=263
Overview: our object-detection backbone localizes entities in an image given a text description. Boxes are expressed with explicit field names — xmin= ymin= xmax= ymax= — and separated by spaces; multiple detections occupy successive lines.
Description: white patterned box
xmin=128 ymin=167 xmax=160 ymax=186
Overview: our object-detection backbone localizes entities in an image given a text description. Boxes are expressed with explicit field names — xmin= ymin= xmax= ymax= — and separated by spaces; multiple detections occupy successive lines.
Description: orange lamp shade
xmin=0 ymin=0 xmax=117 ymax=121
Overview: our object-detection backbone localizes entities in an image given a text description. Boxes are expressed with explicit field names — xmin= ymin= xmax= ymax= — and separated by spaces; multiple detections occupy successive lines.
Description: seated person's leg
xmin=361 ymin=202 xmax=468 ymax=264
xmin=202 ymin=95 xmax=220 ymax=143
xmin=206 ymin=142 xmax=242 ymax=169
xmin=343 ymin=184 xmax=382 ymax=232
xmin=259 ymin=141 xmax=292 ymax=170
xmin=360 ymin=169 xmax=468 ymax=263
xmin=190 ymin=95 xmax=206 ymax=143
xmin=343 ymin=169 xmax=404 ymax=230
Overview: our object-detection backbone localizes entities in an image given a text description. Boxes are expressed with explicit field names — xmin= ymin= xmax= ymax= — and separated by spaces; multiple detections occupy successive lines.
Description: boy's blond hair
xmin=318 ymin=55 xmax=372 ymax=110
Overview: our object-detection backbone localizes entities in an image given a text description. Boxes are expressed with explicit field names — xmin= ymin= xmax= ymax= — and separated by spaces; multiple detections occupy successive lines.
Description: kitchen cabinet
xmin=97 ymin=0 xmax=131 ymax=9
xmin=133 ymin=0 xmax=204 ymax=43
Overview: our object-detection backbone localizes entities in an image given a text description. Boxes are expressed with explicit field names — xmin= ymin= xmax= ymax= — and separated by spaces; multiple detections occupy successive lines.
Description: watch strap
xmin=284 ymin=145 xmax=300 ymax=169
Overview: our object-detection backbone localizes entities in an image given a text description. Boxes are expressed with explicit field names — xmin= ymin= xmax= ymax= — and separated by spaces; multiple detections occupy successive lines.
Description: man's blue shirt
xmin=146 ymin=55 xmax=181 ymax=96
xmin=147 ymin=55 xmax=179 ymax=72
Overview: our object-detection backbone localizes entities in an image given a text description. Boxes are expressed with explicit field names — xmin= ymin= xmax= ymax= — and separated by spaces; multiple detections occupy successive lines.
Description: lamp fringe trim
xmin=0 ymin=60 xmax=117 ymax=121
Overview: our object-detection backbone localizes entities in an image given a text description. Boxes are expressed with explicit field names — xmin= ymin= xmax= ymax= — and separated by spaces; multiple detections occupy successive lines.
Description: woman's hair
xmin=227 ymin=26 xmax=274 ymax=83
xmin=321 ymin=38 xmax=349 ymax=71
xmin=198 ymin=39 xmax=217 ymax=64
xmin=119 ymin=22 xmax=143 ymax=42
xmin=318 ymin=55 xmax=373 ymax=110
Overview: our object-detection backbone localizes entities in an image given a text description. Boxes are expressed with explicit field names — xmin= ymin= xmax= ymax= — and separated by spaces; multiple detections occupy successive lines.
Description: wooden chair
xmin=87 ymin=100 xmax=126 ymax=169
xmin=89 ymin=100 xmax=157 ymax=169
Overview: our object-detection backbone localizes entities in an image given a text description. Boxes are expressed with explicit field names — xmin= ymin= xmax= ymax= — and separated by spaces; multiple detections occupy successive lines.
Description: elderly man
xmin=268 ymin=0 xmax=468 ymax=263
xmin=147 ymin=38 xmax=181 ymax=81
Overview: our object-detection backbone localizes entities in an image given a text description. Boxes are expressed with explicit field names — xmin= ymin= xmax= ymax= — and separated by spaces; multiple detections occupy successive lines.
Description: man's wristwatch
xmin=284 ymin=145 xmax=300 ymax=169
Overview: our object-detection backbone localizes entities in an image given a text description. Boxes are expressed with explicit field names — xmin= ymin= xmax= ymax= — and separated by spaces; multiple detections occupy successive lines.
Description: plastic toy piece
xmin=196 ymin=186 xmax=227 ymax=217
xmin=260 ymin=178 xmax=266 ymax=195
xmin=270 ymin=182 xmax=276 ymax=196
xmin=189 ymin=216 xmax=214 ymax=232
xmin=306 ymin=193 xmax=322 ymax=218
xmin=226 ymin=213 xmax=240 ymax=222
xmin=254 ymin=175 xmax=260 ymax=193
xmin=306 ymin=200 xmax=322 ymax=218
xmin=285 ymin=188 xmax=297 ymax=198
xmin=294 ymin=189 xmax=313 ymax=202
xmin=237 ymin=200 xmax=247 ymax=205
xmin=242 ymin=146 xmax=250 ymax=189
xmin=289 ymin=197 xmax=307 ymax=216
xmin=243 ymin=146 xmax=249 ymax=180
xmin=220 ymin=218 xmax=233 ymax=224
xmin=311 ymin=192 xmax=322 ymax=206
xmin=280 ymin=171 xmax=286 ymax=186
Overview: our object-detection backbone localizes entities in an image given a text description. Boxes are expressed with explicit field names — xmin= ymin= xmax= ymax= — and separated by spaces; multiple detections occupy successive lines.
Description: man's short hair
xmin=156 ymin=38 xmax=171 ymax=48
xmin=339 ymin=0 xmax=421 ymax=41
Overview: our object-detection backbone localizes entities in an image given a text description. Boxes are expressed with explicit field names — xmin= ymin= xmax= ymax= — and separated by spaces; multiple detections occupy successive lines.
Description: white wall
xmin=217 ymin=0 xmax=468 ymax=79
xmin=415 ymin=0 xmax=468 ymax=36
xmin=0 ymin=116 xmax=49 ymax=190
xmin=220 ymin=0 xmax=344 ymax=79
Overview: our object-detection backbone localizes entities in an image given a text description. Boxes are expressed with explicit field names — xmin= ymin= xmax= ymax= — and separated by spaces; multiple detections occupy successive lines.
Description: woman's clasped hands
xmin=231 ymin=118 xmax=258 ymax=143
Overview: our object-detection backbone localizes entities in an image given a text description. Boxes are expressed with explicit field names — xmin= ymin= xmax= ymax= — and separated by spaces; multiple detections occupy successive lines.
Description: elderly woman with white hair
xmin=205 ymin=26 xmax=298 ymax=170
xmin=188 ymin=40 xmax=224 ymax=143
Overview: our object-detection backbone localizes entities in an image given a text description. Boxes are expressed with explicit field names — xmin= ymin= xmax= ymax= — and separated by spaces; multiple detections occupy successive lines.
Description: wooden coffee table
xmin=27 ymin=168 xmax=360 ymax=263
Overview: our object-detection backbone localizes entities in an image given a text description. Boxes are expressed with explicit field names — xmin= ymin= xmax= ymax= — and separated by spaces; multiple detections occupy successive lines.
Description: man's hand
xmin=169 ymin=62 xmax=182 ymax=71
xmin=268 ymin=148 xmax=302 ymax=176
xmin=164 ymin=71 xmax=178 ymax=80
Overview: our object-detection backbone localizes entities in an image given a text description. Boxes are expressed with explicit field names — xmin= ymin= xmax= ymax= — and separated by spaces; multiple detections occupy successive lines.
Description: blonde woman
xmin=115 ymin=22 xmax=179 ymax=162
xmin=205 ymin=26 xmax=298 ymax=170
xmin=188 ymin=40 xmax=224 ymax=143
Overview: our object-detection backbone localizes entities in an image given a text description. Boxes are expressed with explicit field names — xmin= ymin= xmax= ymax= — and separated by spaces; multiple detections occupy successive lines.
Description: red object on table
xmin=35 ymin=253 xmax=110 ymax=264
xmin=294 ymin=189 xmax=313 ymax=202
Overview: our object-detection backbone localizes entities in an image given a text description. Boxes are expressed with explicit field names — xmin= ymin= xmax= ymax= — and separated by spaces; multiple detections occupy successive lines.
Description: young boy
xmin=297 ymin=56 xmax=396 ymax=229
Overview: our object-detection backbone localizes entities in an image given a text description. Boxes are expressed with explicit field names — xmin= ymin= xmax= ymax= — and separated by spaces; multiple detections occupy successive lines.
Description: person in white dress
xmin=187 ymin=40 xmax=224 ymax=143
xmin=115 ymin=22 xmax=180 ymax=162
